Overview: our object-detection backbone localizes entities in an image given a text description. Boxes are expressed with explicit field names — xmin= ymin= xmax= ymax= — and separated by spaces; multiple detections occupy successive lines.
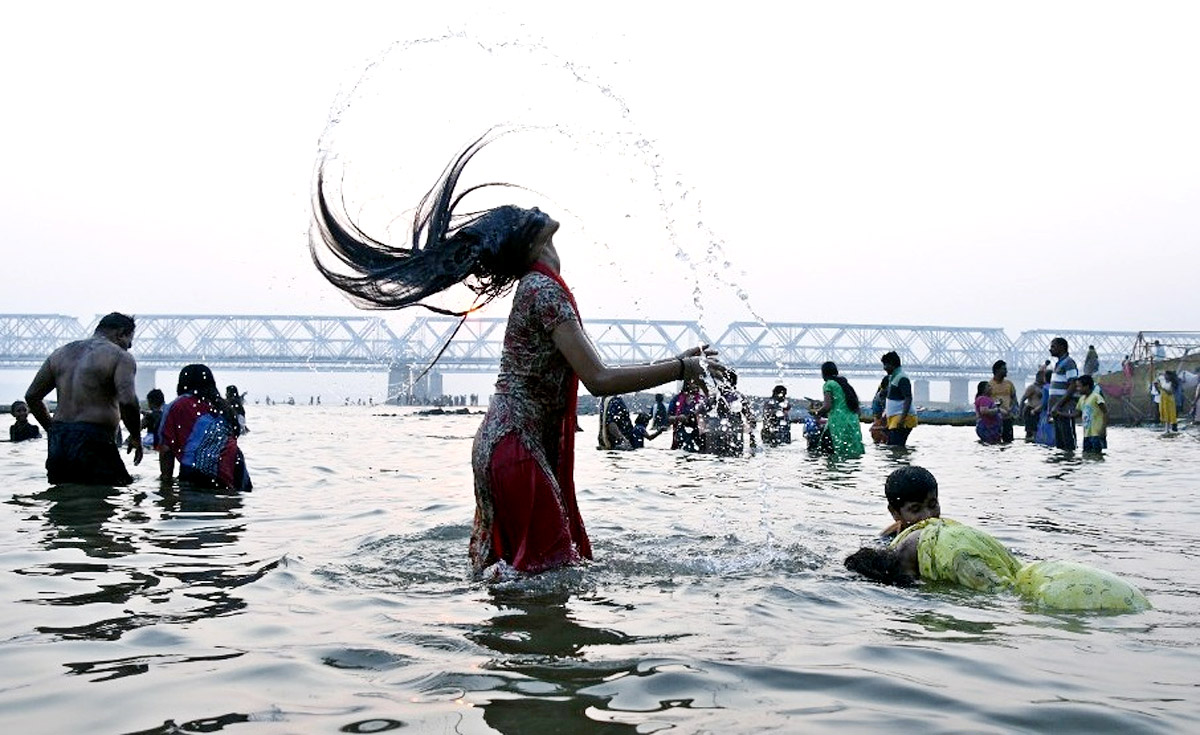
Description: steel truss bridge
xmin=1 ymin=314 xmax=1184 ymax=388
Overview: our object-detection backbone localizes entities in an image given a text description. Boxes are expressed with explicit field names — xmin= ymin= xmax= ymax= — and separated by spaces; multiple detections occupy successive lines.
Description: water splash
xmin=315 ymin=26 xmax=789 ymax=397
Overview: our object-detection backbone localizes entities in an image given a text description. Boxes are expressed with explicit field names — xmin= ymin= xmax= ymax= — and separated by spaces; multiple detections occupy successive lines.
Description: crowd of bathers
xmin=592 ymin=337 xmax=1198 ymax=462
xmin=17 ymin=372 xmax=251 ymax=491
xmin=596 ymin=359 xmax=871 ymax=459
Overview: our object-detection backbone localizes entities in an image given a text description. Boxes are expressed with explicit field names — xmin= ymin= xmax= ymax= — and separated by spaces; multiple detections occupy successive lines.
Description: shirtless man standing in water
xmin=24 ymin=312 xmax=143 ymax=485
xmin=1019 ymin=365 xmax=1047 ymax=441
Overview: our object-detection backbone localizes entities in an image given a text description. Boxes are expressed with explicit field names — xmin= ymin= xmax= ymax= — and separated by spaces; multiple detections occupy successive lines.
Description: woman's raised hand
xmin=677 ymin=344 xmax=718 ymax=361
xmin=680 ymin=349 xmax=727 ymax=383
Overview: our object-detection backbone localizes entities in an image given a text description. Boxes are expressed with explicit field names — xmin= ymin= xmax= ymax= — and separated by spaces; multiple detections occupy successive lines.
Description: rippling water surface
xmin=2 ymin=406 xmax=1198 ymax=734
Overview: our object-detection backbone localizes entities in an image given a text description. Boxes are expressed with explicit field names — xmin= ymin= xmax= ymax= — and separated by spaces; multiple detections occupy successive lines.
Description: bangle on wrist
xmin=676 ymin=357 xmax=685 ymax=381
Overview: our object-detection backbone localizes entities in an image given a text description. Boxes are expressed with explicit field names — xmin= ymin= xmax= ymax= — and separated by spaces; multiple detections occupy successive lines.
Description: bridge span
xmin=0 ymin=313 xmax=1172 ymax=403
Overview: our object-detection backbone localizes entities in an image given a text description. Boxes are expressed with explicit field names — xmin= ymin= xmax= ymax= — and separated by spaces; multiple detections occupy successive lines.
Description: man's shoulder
xmin=57 ymin=336 xmax=126 ymax=358
xmin=89 ymin=340 xmax=135 ymax=374
xmin=48 ymin=338 xmax=92 ymax=361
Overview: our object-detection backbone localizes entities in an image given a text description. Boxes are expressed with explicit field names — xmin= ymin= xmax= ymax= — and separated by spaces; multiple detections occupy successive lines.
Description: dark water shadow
xmin=124 ymin=711 xmax=251 ymax=734
xmin=150 ymin=482 xmax=247 ymax=551
xmin=804 ymin=454 xmax=864 ymax=490
xmin=464 ymin=587 xmax=645 ymax=734
xmin=878 ymin=444 xmax=918 ymax=464
xmin=12 ymin=480 xmax=277 ymax=650
xmin=8 ymin=483 xmax=133 ymax=557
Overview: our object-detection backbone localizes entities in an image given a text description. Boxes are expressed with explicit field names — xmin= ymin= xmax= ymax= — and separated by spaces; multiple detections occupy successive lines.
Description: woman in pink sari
xmin=311 ymin=132 xmax=724 ymax=576
xmin=974 ymin=381 xmax=1003 ymax=444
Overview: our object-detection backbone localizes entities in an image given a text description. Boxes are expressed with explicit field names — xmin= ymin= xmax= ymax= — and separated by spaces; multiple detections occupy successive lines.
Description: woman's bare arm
xmin=551 ymin=319 xmax=723 ymax=396
xmin=819 ymin=389 xmax=834 ymax=417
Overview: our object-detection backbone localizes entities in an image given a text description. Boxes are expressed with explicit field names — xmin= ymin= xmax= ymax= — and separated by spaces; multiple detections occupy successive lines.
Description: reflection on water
xmin=468 ymin=586 xmax=643 ymax=734
xmin=11 ymin=484 xmax=133 ymax=557
xmin=126 ymin=712 xmax=252 ymax=735
xmin=7 ymin=479 xmax=274 ymax=654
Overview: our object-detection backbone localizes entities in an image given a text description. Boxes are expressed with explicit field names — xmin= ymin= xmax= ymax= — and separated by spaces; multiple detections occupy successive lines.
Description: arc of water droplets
xmin=318 ymin=27 xmax=790 ymax=403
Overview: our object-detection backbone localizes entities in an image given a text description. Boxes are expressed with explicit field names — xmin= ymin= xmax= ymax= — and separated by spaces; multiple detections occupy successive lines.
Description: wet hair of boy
xmin=884 ymin=465 xmax=938 ymax=508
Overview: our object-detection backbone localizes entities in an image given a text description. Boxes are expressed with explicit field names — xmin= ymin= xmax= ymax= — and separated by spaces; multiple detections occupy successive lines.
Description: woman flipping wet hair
xmin=311 ymin=131 xmax=727 ymax=575
xmin=311 ymin=133 xmax=550 ymax=315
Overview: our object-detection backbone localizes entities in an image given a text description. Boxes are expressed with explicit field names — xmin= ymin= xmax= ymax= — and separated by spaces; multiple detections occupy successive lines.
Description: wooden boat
xmin=1092 ymin=332 xmax=1200 ymax=424
xmin=854 ymin=409 xmax=976 ymax=426
xmin=911 ymin=409 xmax=977 ymax=426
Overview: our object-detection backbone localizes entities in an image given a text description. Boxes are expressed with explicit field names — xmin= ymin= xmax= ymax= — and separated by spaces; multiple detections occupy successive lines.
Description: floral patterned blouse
xmin=469 ymin=271 xmax=580 ymax=570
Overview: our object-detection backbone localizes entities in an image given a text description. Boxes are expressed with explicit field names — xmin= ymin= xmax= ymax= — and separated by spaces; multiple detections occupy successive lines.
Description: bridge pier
xmin=949 ymin=379 xmax=971 ymax=407
xmin=913 ymin=379 xmax=930 ymax=405
xmin=135 ymin=368 xmax=157 ymax=405
xmin=388 ymin=364 xmax=443 ymax=405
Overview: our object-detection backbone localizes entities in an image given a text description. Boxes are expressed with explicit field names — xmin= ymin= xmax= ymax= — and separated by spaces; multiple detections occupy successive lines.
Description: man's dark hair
xmin=881 ymin=351 xmax=901 ymax=368
xmin=884 ymin=465 xmax=938 ymax=507
xmin=992 ymin=360 xmax=1006 ymax=373
xmin=845 ymin=547 xmax=917 ymax=586
xmin=1078 ymin=375 xmax=1095 ymax=390
xmin=147 ymin=388 xmax=165 ymax=406
xmin=96 ymin=312 xmax=136 ymax=334
xmin=1052 ymin=337 xmax=1068 ymax=353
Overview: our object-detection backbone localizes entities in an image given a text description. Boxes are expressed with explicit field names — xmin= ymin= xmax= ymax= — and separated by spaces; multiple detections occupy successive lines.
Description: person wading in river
xmin=310 ymin=130 xmax=727 ymax=575
xmin=24 ymin=312 xmax=143 ymax=485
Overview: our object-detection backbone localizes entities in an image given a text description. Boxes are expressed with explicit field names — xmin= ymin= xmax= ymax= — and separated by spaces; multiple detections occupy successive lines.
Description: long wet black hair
xmin=820 ymin=361 xmax=860 ymax=413
xmin=310 ymin=130 xmax=549 ymax=315
xmin=844 ymin=547 xmax=917 ymax=587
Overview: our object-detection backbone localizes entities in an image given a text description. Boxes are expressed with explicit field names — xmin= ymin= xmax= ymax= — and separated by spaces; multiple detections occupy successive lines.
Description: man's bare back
xmin=32 ymin=338 xmax=131 ymax=424
xmin=25 ymin=314 xmax=143 ymax=474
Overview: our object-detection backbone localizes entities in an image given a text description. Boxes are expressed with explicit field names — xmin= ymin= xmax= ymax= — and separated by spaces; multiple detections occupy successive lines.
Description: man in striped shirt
xmin=1047 ymin=337 xmax=1079 ymax=451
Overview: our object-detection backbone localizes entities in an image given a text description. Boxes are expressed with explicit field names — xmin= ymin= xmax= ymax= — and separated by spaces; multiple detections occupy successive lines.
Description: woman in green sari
xmin=813 ymin=361 xmax=864 ymax=458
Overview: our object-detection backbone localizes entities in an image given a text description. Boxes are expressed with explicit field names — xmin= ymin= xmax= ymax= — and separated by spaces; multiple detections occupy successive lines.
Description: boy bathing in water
xmin=142 ymin=389 xmax=166 ymax=451
xmin=1065 ymin=375 xmax=1107 ymax=456
xmin=9 ymin=401 xmax=41 ymax=442
xmin=878 ymin=465 xmax=941 ymax=540
xmin=847 ymin=466 xmax=1150 ymax=611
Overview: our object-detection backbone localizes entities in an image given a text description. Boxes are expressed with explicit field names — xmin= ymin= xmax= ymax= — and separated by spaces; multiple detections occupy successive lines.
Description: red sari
xmin=469 ymin=263 xmax=591 ymax=574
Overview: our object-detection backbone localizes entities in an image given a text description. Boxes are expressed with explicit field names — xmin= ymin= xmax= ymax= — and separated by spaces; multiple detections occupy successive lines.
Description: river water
xmin=2 ymin=406 xmax=1197 ymax=734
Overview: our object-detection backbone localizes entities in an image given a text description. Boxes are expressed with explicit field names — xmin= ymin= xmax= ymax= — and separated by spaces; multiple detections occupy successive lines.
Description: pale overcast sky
xmin=3 ymin=1 xmax=1197 ymax=342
